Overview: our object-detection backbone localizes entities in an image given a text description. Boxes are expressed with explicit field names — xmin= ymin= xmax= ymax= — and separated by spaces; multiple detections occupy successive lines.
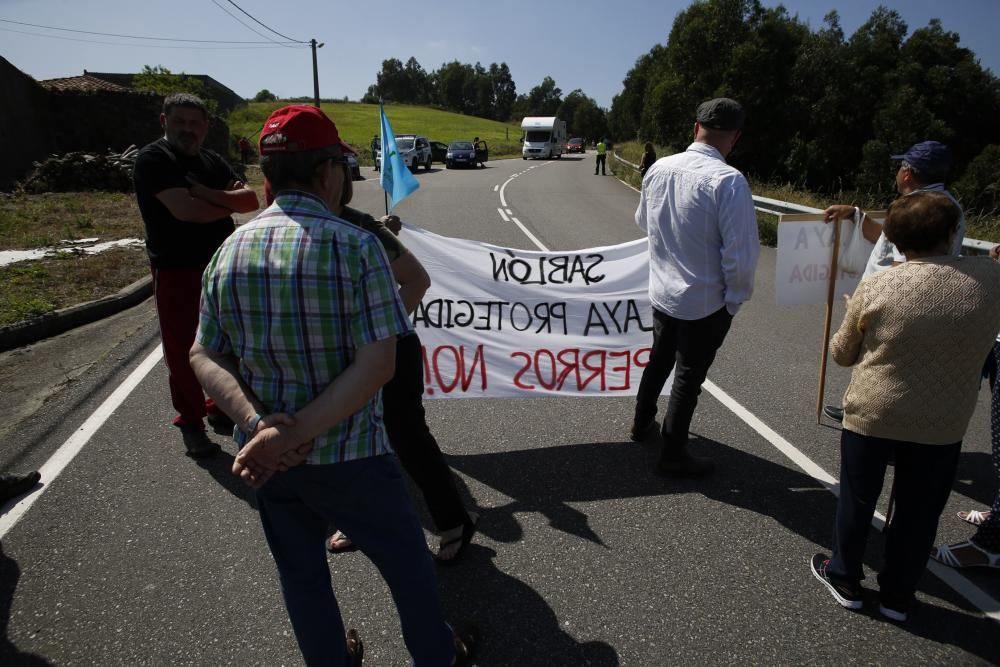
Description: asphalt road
xmin=1 ymin=153 xmax=998 ymax=665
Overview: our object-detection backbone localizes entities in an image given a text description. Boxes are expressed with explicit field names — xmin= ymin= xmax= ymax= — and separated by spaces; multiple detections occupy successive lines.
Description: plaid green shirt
xmin=196 ymin=190 xmax=412 ymax=464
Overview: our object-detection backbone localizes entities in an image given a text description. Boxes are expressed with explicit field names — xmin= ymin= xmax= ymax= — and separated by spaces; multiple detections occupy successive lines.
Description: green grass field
xmin=228 ymin=102 xmax=525 ymax=164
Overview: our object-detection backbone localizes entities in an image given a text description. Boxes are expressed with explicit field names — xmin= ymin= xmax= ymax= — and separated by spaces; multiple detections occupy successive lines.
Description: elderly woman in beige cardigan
xmin=809 ymin=191 xmax=1000 ymax=622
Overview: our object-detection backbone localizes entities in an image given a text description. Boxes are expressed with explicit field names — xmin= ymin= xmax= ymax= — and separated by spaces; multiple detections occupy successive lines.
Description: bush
xmin=953 ymin=144 xmax=1000 ymax=216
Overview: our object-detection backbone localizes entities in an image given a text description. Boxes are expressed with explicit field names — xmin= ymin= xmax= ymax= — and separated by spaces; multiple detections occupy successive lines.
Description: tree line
xmin=360 ymin=58 xmax=610 ymax=142
xmin=608 ymin=0 xmax=1000 ymax=213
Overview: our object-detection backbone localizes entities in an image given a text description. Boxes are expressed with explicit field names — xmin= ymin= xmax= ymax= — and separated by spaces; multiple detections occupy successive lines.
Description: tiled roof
xmin=39 ymin=75 xmax=133 ymax=93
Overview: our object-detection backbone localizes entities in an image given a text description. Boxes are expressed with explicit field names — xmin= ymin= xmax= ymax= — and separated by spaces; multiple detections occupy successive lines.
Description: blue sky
xmin=1 ymin=0 xmax=997 ymax=109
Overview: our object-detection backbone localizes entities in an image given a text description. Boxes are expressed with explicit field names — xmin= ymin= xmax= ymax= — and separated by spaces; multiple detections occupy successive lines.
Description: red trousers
xmin=151 ymin=265 xmax=218 ymax=429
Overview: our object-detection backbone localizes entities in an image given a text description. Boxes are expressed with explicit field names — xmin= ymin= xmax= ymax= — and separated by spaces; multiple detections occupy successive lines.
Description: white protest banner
xmin=775 ymin=213 xmax=864 ymax=305
xmin=399 ymin=225 xmax=653 ymax=399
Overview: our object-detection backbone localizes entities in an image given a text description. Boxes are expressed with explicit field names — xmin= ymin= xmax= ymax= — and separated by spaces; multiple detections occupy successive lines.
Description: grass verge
xmin=0 ymin=191 xmax=143 ymax=250
xmin=0 ymin=247 xmax=149 ymax=327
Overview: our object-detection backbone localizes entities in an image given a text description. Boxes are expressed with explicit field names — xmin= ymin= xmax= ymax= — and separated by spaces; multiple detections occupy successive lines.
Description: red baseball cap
xmin=258 ymin=105 xmax=352 ymax=155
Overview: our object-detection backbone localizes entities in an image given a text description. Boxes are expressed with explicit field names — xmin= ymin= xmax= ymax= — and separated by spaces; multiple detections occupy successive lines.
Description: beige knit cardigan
xmin=831 ymin=256 xmax=1000 ymax=445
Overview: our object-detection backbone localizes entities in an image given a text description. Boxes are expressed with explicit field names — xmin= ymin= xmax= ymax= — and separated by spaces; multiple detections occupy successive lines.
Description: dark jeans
xmin=634 ymin=306 xmax=733 ymax=459
xmin=595 ymin=154 xmax=607 ymax=174
xmin=257 ymin=455 xmax=454 ymax=666
xmin=384 ymin=333 xmax=471 ymax=532
xmin=827 ymin=429 xmax=961 ymax=605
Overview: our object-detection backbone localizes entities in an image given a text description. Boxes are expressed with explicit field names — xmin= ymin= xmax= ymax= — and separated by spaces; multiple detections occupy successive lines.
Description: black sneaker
xmin=0 ymin=471 xmax=41 ymax=504
xmin=206 ymin=411 xmax=235 ymax=435
xmin=630 ymin=419 xmax=658 ymax=442
xmin=823 ymin=406 xmax=844 ymax=422
xmin=182 ymin=429 xmax=221 ymax=459
xmin=810 ymin=553 xmax=862 ymax=610
xmin=878 ymin=593 xmax=910 ymax=622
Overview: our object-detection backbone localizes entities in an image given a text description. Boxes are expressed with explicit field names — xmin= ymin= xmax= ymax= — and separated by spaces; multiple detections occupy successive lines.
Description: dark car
xmin=343 ymin=145 xmax=363 ymax=180
xmin=566 ymin=137 xmax=585 ymax=154
xmin=430 ymin=141 xmax=449 ymax=163
xmin=445 ymin=141 xmax=477 ymax=168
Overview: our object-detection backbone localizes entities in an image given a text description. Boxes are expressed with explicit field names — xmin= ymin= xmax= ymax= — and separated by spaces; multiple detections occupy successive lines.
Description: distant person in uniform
xmin=132 ymin=93 xmax=259 ymax=459
xmin=639 ymin=142 xmax=657 ymax=179
xmin=370 ymin=134 xmax=379 ymax=168
xmin=631 ymin=98 xmax=759 ymax=477
xmin=595 ymin=139 xmax=607 ymax=175
xmin=238 ymin=135 xmax=252 ymax=164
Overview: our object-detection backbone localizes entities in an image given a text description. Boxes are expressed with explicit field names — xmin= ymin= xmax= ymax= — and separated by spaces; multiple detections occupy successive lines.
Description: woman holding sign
xmin=810 ymin=191 xmax=1000 ymax=622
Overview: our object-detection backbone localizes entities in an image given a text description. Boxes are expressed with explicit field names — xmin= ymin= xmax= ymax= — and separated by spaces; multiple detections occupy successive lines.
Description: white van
xmin=521 ymin=117 xmax=567 ymax=159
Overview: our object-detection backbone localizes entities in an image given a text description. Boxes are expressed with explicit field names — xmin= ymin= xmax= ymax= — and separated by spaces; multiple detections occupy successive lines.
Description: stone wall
xmin=47 ymin=92 xmax=230 ymax=157
xmin=0 ymin=57 xmax=56 ymax=190
xmin=0 ymin=58 xmax=233 ymax=190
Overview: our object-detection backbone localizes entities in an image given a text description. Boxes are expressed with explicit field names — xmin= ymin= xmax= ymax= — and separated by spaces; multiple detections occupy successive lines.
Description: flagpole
xmin=816 ymin=219 xmax=843 ymax=423
xmin=380 ymin=99 xmax=388 ymax=216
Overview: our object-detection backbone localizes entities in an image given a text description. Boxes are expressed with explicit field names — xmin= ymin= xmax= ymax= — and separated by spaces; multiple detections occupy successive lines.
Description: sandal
xmin=346 ymin=628 xmax=363 ymax=666
xmin=435 ymin=513 xmax=479 ymax=566
xmin=957 ymin=509 xmax=992 ymax=526
xmin=452 ymin=625 xmax=479 ymax=666
xmin=931 ymin=540 xmax=1000 ymax=569
xmin=327 ymin=530 xmax=357 ymax=554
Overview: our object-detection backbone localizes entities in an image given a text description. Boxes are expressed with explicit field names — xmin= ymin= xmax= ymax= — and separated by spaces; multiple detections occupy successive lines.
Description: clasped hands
xmin=232 ymin=413 xmax=313 ymax=489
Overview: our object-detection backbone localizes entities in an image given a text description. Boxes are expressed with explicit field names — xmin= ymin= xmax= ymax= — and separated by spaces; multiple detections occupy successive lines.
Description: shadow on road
xmin=953 ymin=451 xmax=997 ymax=507
xmin=0 ymin=543 xmax=52 ymax=665
xmin=446 ymin=436 xmax=1000 ymax=663
xmin=437 ymin=543 xmax=619 ymax=666
xmin=195 ymin=451 xmax=257 ymax=510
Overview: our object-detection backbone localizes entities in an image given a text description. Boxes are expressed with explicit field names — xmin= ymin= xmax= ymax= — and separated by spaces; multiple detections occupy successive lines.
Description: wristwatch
xmin=246 ymin=413 xmax=263 ymax=434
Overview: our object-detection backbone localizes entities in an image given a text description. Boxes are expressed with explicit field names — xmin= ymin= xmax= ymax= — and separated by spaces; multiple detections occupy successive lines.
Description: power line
xmin=209 ymin=0 xmax=296 ymax=49
xmin=0 ymin=17 xmax=299 ymax=44
xmin=221 ymin=0 xmax=307 ymax=43
xmin=0 ymin=26 xmax=297 ymax=50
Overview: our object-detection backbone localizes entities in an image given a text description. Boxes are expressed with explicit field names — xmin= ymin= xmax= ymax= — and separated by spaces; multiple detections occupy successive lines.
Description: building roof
xmin=39 ymin=75 xmax=133 ymax=94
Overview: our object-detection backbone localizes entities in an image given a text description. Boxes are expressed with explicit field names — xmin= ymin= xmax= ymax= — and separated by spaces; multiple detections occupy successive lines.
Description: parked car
xmin=375 ymin=134 xmax=432 ymax=171
xmin=430 ymin=141 xmax=449 ymax=163
xmin=566 ymin=137 xmax=585 ymax=154
xmin=445 ymin=141 xmax=477 ymax=168
xmin=342 ymin=145 xmax=362 ymax=180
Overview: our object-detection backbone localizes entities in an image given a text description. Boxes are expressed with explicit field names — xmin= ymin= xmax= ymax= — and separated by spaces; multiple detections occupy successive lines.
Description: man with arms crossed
xmin=133 ymin=93 xmax=258 ymax=458
xmin=631 ymin=98 xmax=760 ymax=477
xmin=190 ymin=105 xmax=475 ymax=665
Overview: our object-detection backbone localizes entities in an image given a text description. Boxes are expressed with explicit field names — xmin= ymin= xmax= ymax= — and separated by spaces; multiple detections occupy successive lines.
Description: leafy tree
xmin=490 ymin=63 xmax=517 ymax=120
xmin=253 ymin=89 xmax=277 ymax=102
xmin=133 ymin=65 xmax=217 ymax=113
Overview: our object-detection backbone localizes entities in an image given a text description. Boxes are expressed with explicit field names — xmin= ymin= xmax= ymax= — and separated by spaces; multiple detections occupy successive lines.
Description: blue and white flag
xmin=379 ymin=104 xmax=420 ymax=209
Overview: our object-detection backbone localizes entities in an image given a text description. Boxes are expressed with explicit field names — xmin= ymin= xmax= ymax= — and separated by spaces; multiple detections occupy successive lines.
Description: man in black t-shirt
xmin=133 ymin=93 xmax=259 ymax=458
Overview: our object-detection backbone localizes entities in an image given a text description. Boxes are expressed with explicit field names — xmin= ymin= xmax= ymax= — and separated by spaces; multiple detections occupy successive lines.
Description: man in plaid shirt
xmin=190 ymin=105 xmax=473 ymax=666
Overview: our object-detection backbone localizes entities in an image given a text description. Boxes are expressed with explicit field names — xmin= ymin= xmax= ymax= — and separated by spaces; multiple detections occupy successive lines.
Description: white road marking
xmin=0 ymin=345 xmax=165 ymax=539
xmin=493 ymin=185 xmax=499 ymax=192
xmin=703 ymin=379 xmax=1000 ymax=622
xmin=496 ymin=198 xmax=1000 ymax=622
xmin=497 ymin=208 xmax=510 ymax=222
xmin=509 ymin=217 xmax=548 ymax=252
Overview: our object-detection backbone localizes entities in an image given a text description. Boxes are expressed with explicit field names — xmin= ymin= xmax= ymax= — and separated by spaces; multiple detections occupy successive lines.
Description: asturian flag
xmin=379 ymin=104 xmax=420 ymax=209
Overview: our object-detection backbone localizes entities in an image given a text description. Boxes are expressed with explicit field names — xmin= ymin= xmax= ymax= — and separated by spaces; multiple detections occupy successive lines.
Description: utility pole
xmin=311 ymin=39 xmax=324 ymax=108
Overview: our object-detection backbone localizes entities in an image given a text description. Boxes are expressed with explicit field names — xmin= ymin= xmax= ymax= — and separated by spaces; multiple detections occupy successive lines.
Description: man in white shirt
xmin=632 ymin=98 xmax=760 ymax=477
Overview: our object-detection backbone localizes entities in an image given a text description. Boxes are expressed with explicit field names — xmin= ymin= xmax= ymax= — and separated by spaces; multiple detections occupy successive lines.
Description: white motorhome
xmin=521 ymin=116 xmax=567 ymax=159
